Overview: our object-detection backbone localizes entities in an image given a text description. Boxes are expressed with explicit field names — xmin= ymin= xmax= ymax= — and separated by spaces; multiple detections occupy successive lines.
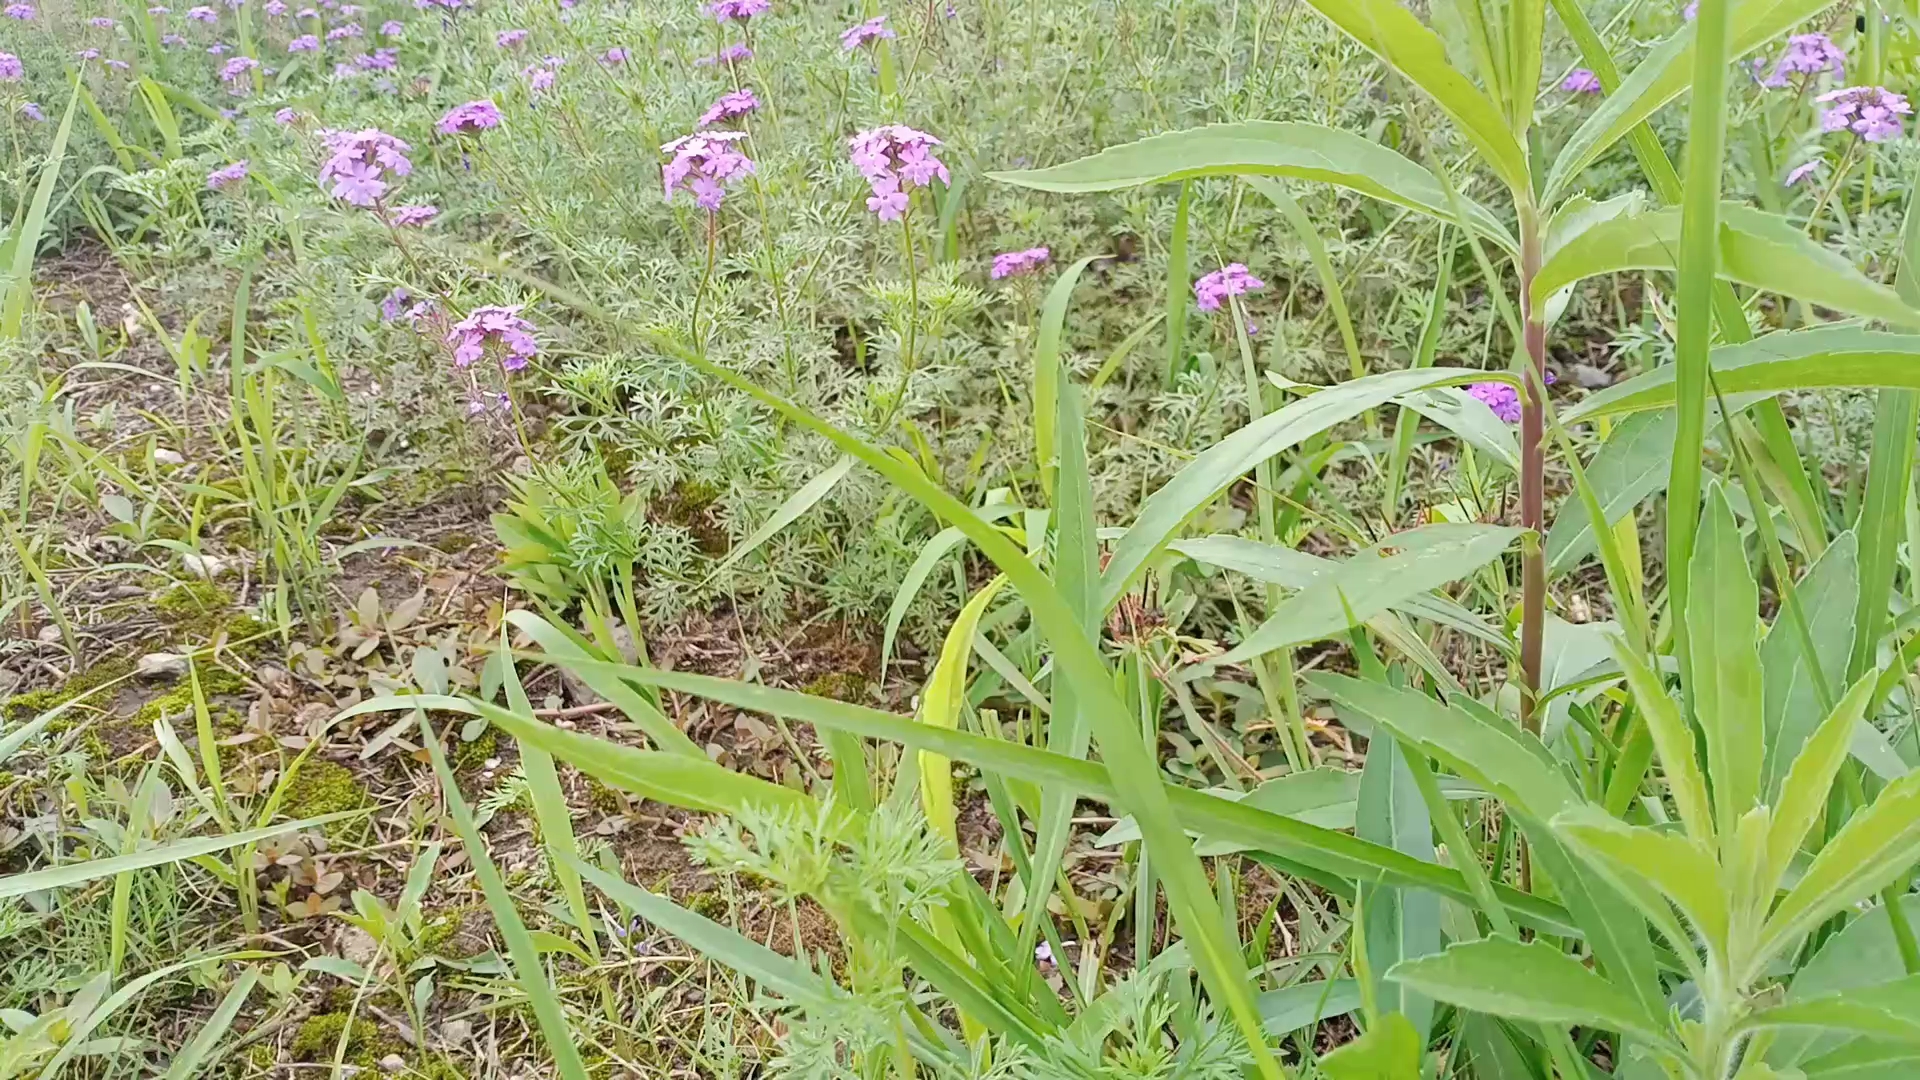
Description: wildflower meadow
xmin=7 ymin=0 xmax=1920 ymax=1076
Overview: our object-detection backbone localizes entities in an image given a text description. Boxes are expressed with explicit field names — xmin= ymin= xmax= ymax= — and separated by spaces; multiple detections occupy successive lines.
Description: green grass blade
xmin=162 ymin=968 xmax=260 ymax=1080
xmin=1032 ymin=254 xmax=1103 ymax=501
xmin=2 ymin=81 xmax=81 ymax=341
xmin=1166 ymin=181 xmax=1193 ymax=387
xmin=499 ymin=629 xmax=596 ymax=959
xmin=0 ymin=813 xmax=360 ymax=899
xmin=1247 ymin=177 xmax=1364 ymax=384
xmin=418 ymin=711 xmax=589 ymax=1080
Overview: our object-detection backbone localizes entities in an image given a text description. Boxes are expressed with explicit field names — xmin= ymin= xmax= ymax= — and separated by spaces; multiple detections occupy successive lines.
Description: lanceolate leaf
xmin=1387 ymin=936 xmax=1669 ymax=1042
xmin=0 ymin=812 xmax=361 ymax=899
xmin=988 ymin=122 xmax=1514 ymax=249
xmin=1318 ymin=1012 xmax=1424 ymax=1080
xmin=1217 ymin=524 xmax=1523 ymax=663
xmin=1310 ymin=673 xmax=1582 ymax=821
xmin=1687 ymin=484 xmax=1765 ymax=835
xmin=1761 ymin=533 xmax=1859 ymax=799
xmin=491 ymin=657 xmax=1582 ymax=935
xmin=1284 ymin=0 xmax=1528 ymax=192
xmin=1357 ymin=736 xmax=1440 ymax=1041
xmin=1565 ymin=328 xmax=1920 ymax=423
xmin=1749 ymin=977 xmax=1920 ymax=1042
xmin=1545 ymin=410 xmax=1674 ymax=574
xmin=1531 ymin=204 xmax=1920 ymax=328
xmin=1761 ymin=770 xmax=1920 ymax=963
xmin=1101 ymin=366 xmax=1512 ymax=608
xmin=1544 ymin=0 xmax=1847 ymax=201
xmin=1772 ymin=895 xmax=1920 ymax=1067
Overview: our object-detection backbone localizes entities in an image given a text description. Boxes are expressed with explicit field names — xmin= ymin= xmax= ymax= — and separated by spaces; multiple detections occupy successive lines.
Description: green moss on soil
xmin=154 ymin=582 xmax=273 ymax=649
xmin=4 ymin=657 xmax=134 ymax=724
xmin=289 ymin=1012 xmax=402 ymax=1067
xmin=281 ymin=760 xmax=367 ymax=837
xmin=450 ymin=724 xmax=498 ymax=772
xmin=802 ymin=671 xmax=872 ymax=703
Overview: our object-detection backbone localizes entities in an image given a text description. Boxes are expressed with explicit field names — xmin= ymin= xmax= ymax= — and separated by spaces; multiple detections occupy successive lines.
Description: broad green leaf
xmin=1284 ymin=0 xmax=1528 ymax=192
xmin=1387 ymin=936 xmax=1667 ymax=1042
xmin=1537 ymin=615 xmax=1619 ymax=743
xmin=1097 ymin=768 xmax=1483 ymax=853
xmin=0 ymin=813 xmax=360 ymax=899
xmin=1552 ymin=806 xmax=1731 ymax=951
xmin=1102 ymin=367 xmax=1514 ymax=606
xmin=1762 ymin=533 xmax=1859 ymax=799
xmin=708 ymin=456 xmax=855 ymax=577
xmin=1688 ymin=484 xmax=1765 ymax=834
xmin=1532 ymin=204 xmax=1920 ymax=329
xmin=1801 ymin=1040 xmax=1920 ymax=1078
xmin=1850 ymin=390 xmax=1918 ymax=683
xmin=1357 ymin=736 xmax=1440 ymax=1041
xmin=918 ymin=576 xmax=1008 ymax=845
xmin=1172 ymin=534 xmax=1507 ymax=647
xmin=1546 ymin=410 xmax=1674 ymax=574
xmin=1459 ymin=1014 xmax=1549 ymax=1080
xmin=988 ymin=122 xmax=1514 ymax=250
xmin=1318 ymin=1012 xmax=1423 ymax=1080
xmin=509 ymin=656 xmax=1583 ymax=936
xmin=1760 ymin=770 xmax=1920 ymax=963
xmin=1773 ymin=895 xmax=1920 ymax=1067
xmin=1310 ymin=673 xmax=1582 ymax=821
xmin=1256 ymin=978 xmax=1362 ymax=1034
xmin=1217 ymin=523 xmax=1524 ymax=663
xmin=1544 ymin=0 xmax=1850 ymax=202
xmin=1769 ymin=674 xmax=1877 ymax=886
xmin=1398 ymin=388 xmax=1523 ymax=471
xmin=1750 ymin=977 xmax=1920 ymax=1042
xmin=1566 ymin=329 xmax=1920 ymax=423
xmin=1520 ymin=820 xmax=1666 ymax=1024
xmin=1613 ymin=641 xmax=1715 ymax=846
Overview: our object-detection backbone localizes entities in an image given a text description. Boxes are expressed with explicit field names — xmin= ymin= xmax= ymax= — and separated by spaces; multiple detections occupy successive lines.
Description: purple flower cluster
xmin=263 ymin=0 xmax=284 ymax=13
xmin=274 ymin=105 xmax=299 ymax=124
xmin=88 ymin=15 xmax=116 ymax=27
xmin=1193 ymin=263 xmax=1263 ymax=311
xmin=601 ymin=46 xmax=627 ymax=64
xmin=848 ymin=125 xmax=947 ymax=220
xmin=318 ymin=127 xmax=412 ymax=205
xmin=694 ymin=43 xmax=751 ymax=66
xmin=840 ymin=14 xmax=893 ymax=50
xmin=387 ymin=203 xmax=437 ymax=226
xmin=206 ymin=159 xmax=249 ymax=190
xmin=1468 ymin=381 xmax=1521 ymax=423
xmin=1561 ymin=68 xmax=1600 ymax=94
xmin=697 ymin=87 xmax=758 ymax=127
xmin=379 ymin=18 xmax=400 ymax=33
xmin=0 ymin=51 xmax=21 ymax=81
xmin=187 ymin=5 xmax=215 ymax=19
xmin=288 ymin=34 xmax=318 ymax=50
xmin=447 ymin=304 xmax=538 ymax=371
xmin=990 ymin=246 xmax=1049 ymax=279
xmin=219 ymin=55 xmax=258 ymax=89
xmin=707 ymin=0 xmax=767 ymax=19
xmin=1819 ymin=86 xmax=1911 ymax=142
xmin=353 ymin=47 xmax=396 ymax=69
xmin=661 ymin=130 xmax=754 ymax=210
xmin=20 ymin=101 xmax=43 ymax=121
xmin=495 ymin=27 xmax=526 ymax=47
xmin=326 ymin=20 xmax=361 ymax=39
xmin=207 ymin=42 xmax=228 ymax=54
xmin=1761 ymin=32 xmax=1845 ymax=88
xmin=437 ymin=99 xmax=500 ymax=134
xmin=523 ymin=62 xmax=557 ymax=93
xmin=1786 ymin=158 xmax=1823 ymax=185
xmin=4 ymin=4 xmax=35 ymax=18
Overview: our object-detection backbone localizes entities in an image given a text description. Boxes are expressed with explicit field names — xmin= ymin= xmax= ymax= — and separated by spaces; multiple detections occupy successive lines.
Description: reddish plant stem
xmin=1518 ymin=211 xmax=1546 ymax=736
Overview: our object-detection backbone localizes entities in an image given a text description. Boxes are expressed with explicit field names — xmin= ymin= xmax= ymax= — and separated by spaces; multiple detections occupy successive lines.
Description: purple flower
xmin=661 ymin=129 xmax=755 ymax=210
xmin=1561 ymin=68 xmax=1601 ymax=94
xmin=296 ymin=6 xmax=314 ymax=14
xmin=495 ymin=27 xmax=526 ymax=46
xmin=287 ymin=33 xmax=318 ymax=50
xmin=447 ymin=304 xmax=538 ymax=371
xmin=694 ymin=43 xmax=750 ymax=66
xmin=220 ymin=54 xmax=258 ymax=88
xmin=353 ymin=46 xmax=395 ymax=68
xmin=465 ymin=390 xmax=511 ymax=415
xmin=105 ymin=57 xmax=130 ymax=70
xmin=437 ymin=98 xmax=500 ymax=134
xmin=0 ymin=52 xmax=20 ymax=81
xmin=325 ymin=20 xmax=360 ymax=38
xmin=697 ymin=87 xmax=758 ymax=127
xmin=88 ymin=15 xmax=117 ymax=27
xmin=207 ymin=159 xmax=249 ymax=189
xmin=1468 ymin=381 xmax=1522 ymax=423
xmin=387 ymin=202 xmax=436 ymax=226
xmin=990 ymin=246 xmax=1050 ymax=279
xmin=848 ymin=125 xmax=947 ymax=220
xmin=1683 ymin=0 xmax=1696 ymax=18
xmin=1193 ymin=263 xmax=1263 ymax=312
xmin=379 ymin=18 xmax=401 ymax=33
xmin=840 ymin=14 xmax=893 ymax=50
xmin=1762 ymin=32 xmax=1845 ymax=88
xmin=263 ymin=0 xmax=285 ymax=12
xmin=206 ymin=42 xmax=227 ymax=53
xmin=523 ymin=63 xmax=555 ymax=93
xmin=274 ymin=105 xmax=299 ymax=123
xmin=1786 ymin=158 xmax=1824 ymax=185
xmin=186 ymin=4 xmax=215 ymax=19
xmin=381 ymin=286 xmax=412 ymax=320
xmin=162 ymin=33 xmax=185 ymax=45
xmin=318 ymin=127 xmax=412 ymax=205
xmin=707 ymin=0 xmax=767 ymax=19
xmin=148 ymin=4 xmax=168 ymax=11
xmin=1819 ymin=85 xmax=1912 ymax=142
xmin=76 ymin=48 xmax=101 ymax=60
xmin=4 ymin=4 xmax=35 ymax=17
xmin=20 ymin=101 xmax=44 ymax=121
xmin=600 ymin=46 xmax=626 ymax=64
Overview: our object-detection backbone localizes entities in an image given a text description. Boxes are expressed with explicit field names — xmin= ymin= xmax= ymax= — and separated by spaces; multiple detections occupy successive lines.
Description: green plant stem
xmin=1516 ymin=201 xmax=1546 ymax=735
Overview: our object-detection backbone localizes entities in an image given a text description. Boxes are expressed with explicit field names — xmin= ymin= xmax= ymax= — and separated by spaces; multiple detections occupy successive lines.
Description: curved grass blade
xmin=1564 ymin=329 xmax=1920 ymax=423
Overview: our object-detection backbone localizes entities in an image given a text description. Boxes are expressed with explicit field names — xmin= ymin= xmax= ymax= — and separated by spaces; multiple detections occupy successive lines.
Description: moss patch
xmin=289 ymin=1012 xmax=401 ymax=1067
xmin=154 ymin=582 xmax=273 ymax=649
xmin=449 ymin=723 xmax=497 ymax=772
xmin=281 ymin=760 xmax=367 ymax=837
xmin=128 ymin=667 xmax=249 ymax=732
xmin=801 ymin=671 xmax=872 ymax=703
xmin=3 ymin=657 xmax=134 ymax=724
